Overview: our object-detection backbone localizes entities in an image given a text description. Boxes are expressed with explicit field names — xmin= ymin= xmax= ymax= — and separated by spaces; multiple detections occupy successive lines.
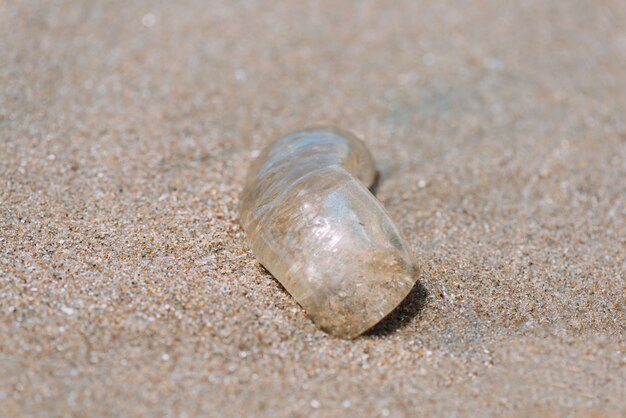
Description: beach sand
xmin=1 ymin=1 xmax=625 ymax=416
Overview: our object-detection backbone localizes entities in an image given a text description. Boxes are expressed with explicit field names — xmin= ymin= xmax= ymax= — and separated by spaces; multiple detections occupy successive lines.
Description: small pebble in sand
xmin=60 ymin=306 xmax=75 ymax=316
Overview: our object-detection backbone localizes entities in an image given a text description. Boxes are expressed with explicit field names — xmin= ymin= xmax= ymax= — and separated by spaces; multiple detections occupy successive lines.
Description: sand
xmin=1 ymin=0 xmax=625 ymax=416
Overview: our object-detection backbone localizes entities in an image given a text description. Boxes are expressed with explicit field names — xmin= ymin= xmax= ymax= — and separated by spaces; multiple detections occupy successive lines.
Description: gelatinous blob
xmin=239 ymin=129 xmax=418 ymax=338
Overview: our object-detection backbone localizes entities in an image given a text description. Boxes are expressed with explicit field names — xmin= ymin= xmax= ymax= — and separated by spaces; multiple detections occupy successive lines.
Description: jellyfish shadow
xmin=368 ymin=170 xmax=381 ymax=195
xmin=365 ymin=272 xmax=429 ymax=337
xmin=365 ymin=171 xmax=429 ymax=336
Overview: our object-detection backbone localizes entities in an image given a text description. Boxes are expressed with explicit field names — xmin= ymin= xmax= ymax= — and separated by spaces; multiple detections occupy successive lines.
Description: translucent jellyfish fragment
xmin=239 ymin=129 xmax=418 ymax=338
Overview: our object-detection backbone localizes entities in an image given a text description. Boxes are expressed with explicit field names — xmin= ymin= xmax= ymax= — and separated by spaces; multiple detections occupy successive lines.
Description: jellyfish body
xmin=239 ymin=129 xmax=418 ymax=338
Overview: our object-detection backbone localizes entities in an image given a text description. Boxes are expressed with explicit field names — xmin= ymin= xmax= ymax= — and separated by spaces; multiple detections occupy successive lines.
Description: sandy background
xmin=1 ymin=0 xmax=625 ymax=416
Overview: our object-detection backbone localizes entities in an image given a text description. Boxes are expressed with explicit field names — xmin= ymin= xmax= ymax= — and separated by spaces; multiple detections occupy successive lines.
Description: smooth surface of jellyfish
xmin=239 ymin=129 xmax=418 ymax=338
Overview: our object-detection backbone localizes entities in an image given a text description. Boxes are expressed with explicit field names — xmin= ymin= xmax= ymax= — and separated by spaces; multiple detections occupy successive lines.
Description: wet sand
xmin=1 ymin=1 xmax=625 ymax=416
